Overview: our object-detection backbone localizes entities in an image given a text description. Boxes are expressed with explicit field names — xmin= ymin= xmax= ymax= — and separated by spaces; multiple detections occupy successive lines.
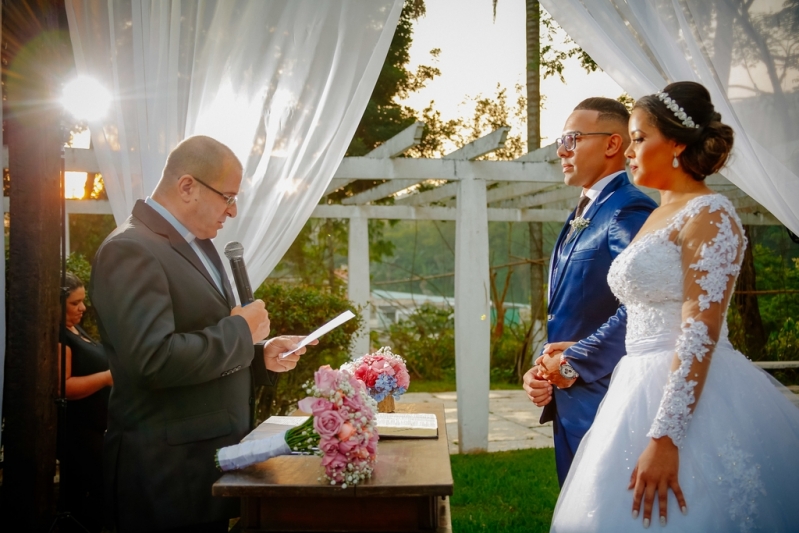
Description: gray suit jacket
xmin=91 ymin=200 xmax=275 ymax=531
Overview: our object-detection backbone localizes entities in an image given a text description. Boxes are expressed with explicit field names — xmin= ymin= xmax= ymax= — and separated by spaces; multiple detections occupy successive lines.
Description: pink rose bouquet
xmin=297 ymin=365 xmax=379 ymax=487
xmin=341 ymin=346 xmax=410 ymax=402
xmin=215 ymin=365 xmax=379 ymax=490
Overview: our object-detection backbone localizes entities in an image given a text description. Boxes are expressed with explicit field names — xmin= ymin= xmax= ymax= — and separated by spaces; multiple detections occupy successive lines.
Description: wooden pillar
xmin=348 ymin=209 xmax=370 ymax=358
xmin=2 ymin=0 xmax=68 ymax=525
xmin=454 ymin=173 xmax=490 ymax=453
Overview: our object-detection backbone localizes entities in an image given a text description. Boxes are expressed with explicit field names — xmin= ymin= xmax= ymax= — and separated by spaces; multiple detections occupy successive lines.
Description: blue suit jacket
xmin=541 ymin=172 xmax=657 ymax=439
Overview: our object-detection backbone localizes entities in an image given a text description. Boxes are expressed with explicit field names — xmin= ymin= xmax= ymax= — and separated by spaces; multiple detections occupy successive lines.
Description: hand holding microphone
xmin=225 ymin=241 xmax=270 ymax=342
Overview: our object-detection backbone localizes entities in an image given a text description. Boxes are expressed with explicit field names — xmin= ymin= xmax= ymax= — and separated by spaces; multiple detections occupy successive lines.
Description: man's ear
xmin=176 ymin=174 xmax=196 ymax=203
xmin=605 ymin=133 xmax=626 ymax=157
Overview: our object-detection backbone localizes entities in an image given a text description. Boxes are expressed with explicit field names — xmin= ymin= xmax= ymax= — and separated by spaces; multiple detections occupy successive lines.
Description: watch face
xmin=560 ymin=364 xmax=577 ymax=379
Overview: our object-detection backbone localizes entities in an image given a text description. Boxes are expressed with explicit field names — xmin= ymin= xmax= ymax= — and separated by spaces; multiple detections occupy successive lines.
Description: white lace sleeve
xmin=648 ymin=196 xmax=745 ymax=445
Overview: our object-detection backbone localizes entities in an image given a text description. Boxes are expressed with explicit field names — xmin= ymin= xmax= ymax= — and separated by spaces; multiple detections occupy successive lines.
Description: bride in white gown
xmin=550 ymin=82 xmax=799 ymax=532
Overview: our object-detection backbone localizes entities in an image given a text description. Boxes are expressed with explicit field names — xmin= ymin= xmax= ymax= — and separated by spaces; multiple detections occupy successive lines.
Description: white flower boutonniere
xmin=568 ymin=216 xmax=590 ymax=240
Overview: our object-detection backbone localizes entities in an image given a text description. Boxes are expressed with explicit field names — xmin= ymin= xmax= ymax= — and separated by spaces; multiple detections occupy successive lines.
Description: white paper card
xmin=376 ymin=413 xmax=438 ymax=430
xmin=279 ymin=310 xmax=355 ymax=358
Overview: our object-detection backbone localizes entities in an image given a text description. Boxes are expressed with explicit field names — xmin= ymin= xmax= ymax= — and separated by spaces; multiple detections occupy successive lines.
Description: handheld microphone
xmin=224 ymin=241 xmax=254 ymax=306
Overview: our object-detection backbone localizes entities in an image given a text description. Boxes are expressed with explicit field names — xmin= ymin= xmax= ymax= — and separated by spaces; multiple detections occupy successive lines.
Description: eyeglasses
xmin=556 ymin=132 xmax=613 ymax=152
xmin=193 ymin=176 xmax=237 ymax=206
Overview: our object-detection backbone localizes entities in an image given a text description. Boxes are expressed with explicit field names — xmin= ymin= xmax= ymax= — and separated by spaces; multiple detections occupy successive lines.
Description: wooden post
xmin=2 ymin=0 xmax=68 ymax=525
xmin=348 ymin=209 xmax=371 ymax=358
xmin=454 ymin=173 xmax=490 ymax=453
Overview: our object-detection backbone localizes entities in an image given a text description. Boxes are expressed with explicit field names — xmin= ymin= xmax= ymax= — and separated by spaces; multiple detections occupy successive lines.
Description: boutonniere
xmin=568 ymin=216 xmax=590 ymax=240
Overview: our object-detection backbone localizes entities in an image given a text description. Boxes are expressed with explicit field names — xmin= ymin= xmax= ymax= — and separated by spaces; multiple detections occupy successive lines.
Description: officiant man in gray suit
xmin=91 ymin=136 xmax=312 ymax=533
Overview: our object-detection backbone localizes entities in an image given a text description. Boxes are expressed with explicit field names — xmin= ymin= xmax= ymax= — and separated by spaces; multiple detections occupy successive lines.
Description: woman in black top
xmin=59 ymin=272 xmax=113 ymax=532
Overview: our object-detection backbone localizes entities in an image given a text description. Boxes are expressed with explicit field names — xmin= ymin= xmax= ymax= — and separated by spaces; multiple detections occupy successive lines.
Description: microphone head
xmin=224 ymin=241 xmax=245 ymax=260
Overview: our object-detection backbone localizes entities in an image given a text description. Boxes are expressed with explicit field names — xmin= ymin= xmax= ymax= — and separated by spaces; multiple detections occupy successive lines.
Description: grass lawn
xmin=410 ymin=380 xmax=522 ymax=393
xmin=450 ymin=448 xmax=560 ymax=533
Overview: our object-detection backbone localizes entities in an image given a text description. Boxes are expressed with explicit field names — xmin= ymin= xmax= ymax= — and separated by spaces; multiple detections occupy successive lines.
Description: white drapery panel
xmin=540 ymin=0 xmax=799 ymax=235
xmin=65 ymin=0 xmax=402 ymax=285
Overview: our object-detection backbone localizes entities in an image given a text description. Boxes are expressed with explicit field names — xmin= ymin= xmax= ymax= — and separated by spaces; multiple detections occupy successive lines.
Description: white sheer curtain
xmin=541 ymin=0 xmax=799 ymax=235
xmin=65 ymin=0 xmax=403 ymax=285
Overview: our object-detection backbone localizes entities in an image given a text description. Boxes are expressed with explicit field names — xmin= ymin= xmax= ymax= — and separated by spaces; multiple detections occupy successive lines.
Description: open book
xmin=249 ymin=412 xmax=438 ymax=441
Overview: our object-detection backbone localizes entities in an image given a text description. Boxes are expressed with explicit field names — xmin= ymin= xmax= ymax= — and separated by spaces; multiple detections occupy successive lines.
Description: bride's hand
xmin=628 ymin=437 xmax=687 ymax=528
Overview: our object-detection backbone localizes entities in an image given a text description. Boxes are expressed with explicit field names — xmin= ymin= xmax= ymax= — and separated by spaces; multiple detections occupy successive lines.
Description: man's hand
xmin=262 ymin=335 xmax=318 ymax=372
xmin=543 ymin=341 xmax=577 ymax=356
xmin=523 ymin=365 xmax=553 ymax=407
xmin=537 ymin=349 xmax=577 ymax=389
xmin=231 ymin=300 xmax=270 ymax=342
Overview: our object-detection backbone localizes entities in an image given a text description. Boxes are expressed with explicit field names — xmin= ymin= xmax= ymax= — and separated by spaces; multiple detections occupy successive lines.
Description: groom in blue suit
xmin=523 ymin=98 xmax=656 ymax=485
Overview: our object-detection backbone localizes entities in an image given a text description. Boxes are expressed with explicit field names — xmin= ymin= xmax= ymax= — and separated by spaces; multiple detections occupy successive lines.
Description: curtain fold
xmin=540 ymin=0 xmax=799 ymax=235
xmin=65 ymin=0 xmax=403 ymax=286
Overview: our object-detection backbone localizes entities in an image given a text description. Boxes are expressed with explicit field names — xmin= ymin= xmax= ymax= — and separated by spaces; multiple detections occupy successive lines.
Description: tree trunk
xmin=526 ymin=0 xmax=541 ymax=151
xmin=519 ymin=0 xmax=546 ymax=381
xmin=734 ymin=225 xmax=767 ymax=359
xmin=2 ymin=0 xmax=68 ymax=526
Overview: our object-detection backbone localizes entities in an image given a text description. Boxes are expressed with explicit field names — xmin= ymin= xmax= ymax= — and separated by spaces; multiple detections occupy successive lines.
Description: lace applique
xmin=690 ymin=213 xmax=742 ymax=311
xmin=648 ymin=318 xmax=713 ymax=445
xmin=717 ymin=432 xmax=766 ymax=533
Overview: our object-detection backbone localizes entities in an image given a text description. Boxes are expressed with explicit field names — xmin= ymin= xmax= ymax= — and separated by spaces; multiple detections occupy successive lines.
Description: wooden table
xmin=213 ymin=403 xmax=454 ymax=532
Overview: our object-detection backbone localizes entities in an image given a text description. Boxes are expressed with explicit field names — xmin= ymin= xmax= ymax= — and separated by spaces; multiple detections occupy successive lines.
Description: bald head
xmin=155 ymin=136 xmax=242 ymax=196
xmin=151 ymin=136 xmax=242 ymax=239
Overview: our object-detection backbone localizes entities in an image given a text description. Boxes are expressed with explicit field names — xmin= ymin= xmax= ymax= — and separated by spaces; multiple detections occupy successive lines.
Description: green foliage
xmin=66 ymin=252 xmax=101 ymax=339
xmin=252 ymin=282 xmax=362 ymax=422
xmin=385 ymin=303 xmax=455 ymax=381
xmin=765 ymin=318 xmax=799 ymax=362
xmin=345 ymin=0 xmax=435 ymax=157
xmin=450 ymin=448 xmax=559 ymax=533
xmin=752 ymin=242 xmax=799 ymax=334
xmin=69 ymin=213 xmax=116 ymax=262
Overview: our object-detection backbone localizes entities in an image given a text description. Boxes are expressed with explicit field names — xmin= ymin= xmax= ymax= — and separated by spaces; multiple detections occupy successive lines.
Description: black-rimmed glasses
xmin=556 ymin=132 xmax=613 ymax=152
xmin=193 ymin=176 xmax=237 ymax=206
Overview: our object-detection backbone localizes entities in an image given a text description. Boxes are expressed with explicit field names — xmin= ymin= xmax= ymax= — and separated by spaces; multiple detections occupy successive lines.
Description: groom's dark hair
xmin=574 ymin=97 xmax=630 ymax=128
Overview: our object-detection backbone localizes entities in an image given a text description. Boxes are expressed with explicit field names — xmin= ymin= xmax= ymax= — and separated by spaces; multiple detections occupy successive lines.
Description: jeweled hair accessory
xmin=656 ymin=91 xmax=700 ymax=129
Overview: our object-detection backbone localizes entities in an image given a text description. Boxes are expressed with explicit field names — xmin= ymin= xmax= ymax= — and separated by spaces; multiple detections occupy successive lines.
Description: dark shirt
xmin=61 ymin=324 xmax=110 ymax=431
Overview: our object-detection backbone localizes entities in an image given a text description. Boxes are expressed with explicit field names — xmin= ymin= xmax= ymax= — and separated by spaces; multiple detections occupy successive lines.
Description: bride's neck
xmin=659 ymin=179 xmax=713 ymax=207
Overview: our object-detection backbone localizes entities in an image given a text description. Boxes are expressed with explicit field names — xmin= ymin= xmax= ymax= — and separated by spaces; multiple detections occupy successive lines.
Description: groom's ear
xmin=605 ymin=133 xmax=626 ymax=157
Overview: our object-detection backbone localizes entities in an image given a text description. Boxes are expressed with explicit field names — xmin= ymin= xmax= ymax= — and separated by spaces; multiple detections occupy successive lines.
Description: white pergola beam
xmin=341 ymin=128 xmax=511 ymax=206
xmin=498 ymin=185 xmax=581 ymax=209
xmin=515 ymin=142 xmax=559 ymax=162
xmin=365 ymin=121 xmax=425 ymax=159
xmin=340 ymin=178 xmax=422 ymax=205
xmin=312 ymin=203 xmax=571 ymax=222
xmin=325 ymin=122 xmax=425 ymax=195
xmin=443 ymin=127 xmax=509 ymax=161
xmin=394 ymin=182 xmax=458 ymax=206
xmin=486 ymin=181 xmax=552 ymax=204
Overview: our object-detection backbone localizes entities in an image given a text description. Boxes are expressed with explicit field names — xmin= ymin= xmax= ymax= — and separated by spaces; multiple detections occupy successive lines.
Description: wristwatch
xmin=559 ymin=357 xmax=578 ymax=380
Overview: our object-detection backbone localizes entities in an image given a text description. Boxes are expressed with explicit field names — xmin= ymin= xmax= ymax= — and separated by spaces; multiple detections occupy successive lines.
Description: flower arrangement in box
xmin=341 ymin=346 xmax=410 ymax=412
xmin=215 ymin=365 xmax=378 ymax=489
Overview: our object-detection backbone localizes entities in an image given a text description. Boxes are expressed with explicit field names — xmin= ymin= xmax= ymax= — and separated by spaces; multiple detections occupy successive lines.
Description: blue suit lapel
xmin=549 ymin=173 xmax=628 ymax=304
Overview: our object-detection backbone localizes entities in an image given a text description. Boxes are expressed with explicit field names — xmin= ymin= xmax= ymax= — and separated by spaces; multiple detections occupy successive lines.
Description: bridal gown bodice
xmin=608 ymin=194 xmax=734 ymax=345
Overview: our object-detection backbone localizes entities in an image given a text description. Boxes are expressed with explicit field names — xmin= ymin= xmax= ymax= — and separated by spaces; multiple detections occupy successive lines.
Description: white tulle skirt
xmin=551 ymin=334 xmax=799 ymax=533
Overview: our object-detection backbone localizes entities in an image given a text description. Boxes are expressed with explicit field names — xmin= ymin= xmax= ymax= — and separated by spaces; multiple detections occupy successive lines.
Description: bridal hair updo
xmin=633 ymin=81 xmax=734 ymax=181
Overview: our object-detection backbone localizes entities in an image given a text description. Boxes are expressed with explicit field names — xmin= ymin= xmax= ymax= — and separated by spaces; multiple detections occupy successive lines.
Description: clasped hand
xmin=522 ymin=342 xmax=577 ymax=407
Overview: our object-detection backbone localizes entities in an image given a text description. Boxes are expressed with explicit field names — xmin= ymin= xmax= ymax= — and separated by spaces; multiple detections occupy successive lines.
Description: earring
xmin=672 ymin=154 xmax=679 ymax=168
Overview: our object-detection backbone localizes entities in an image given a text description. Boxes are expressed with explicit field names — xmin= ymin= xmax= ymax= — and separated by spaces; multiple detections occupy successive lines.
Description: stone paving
xmin=397 ymin=390 xmax=553 ymax=454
